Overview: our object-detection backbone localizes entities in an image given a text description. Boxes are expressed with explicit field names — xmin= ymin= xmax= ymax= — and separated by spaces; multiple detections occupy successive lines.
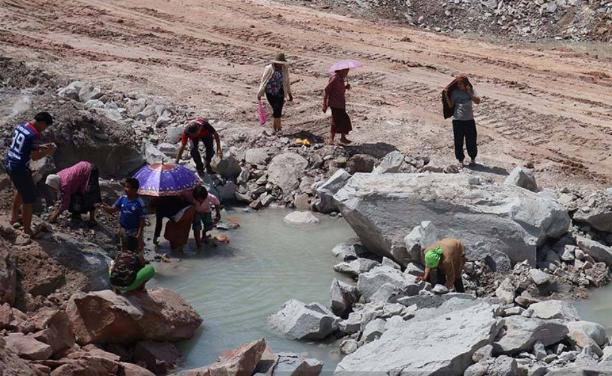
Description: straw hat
xmin=272 ymin=52 xmax=288 ymax=65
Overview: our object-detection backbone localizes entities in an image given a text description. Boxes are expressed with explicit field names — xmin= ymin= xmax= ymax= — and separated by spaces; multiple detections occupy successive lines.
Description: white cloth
xmin=45 ymin=174 xmax=61 ymax=191
xmin=257 ymin=64 xmax=292 ymax=99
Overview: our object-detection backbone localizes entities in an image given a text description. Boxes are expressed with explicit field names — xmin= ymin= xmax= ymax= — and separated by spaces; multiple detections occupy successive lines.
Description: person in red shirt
xmin=174 ymin=118 xmax=222 ymax=174
xmin=323 ymin=68 xmax=353 ymax=145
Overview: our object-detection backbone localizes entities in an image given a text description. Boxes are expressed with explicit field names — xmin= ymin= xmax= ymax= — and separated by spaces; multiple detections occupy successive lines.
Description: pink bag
xmin=257 ymin=101 xmax=268 ymax=125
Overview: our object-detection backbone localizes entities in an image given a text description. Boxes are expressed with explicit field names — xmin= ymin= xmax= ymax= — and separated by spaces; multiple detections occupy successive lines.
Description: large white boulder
xmin=335 ymin=301 xmax=501 ymax=375
xmin=284 ymin=211 xmax=320 ymax=225
xmin=269 ymin=300 xmax=339 ymax=340
xmin=357 ymin=265 xmax=419 ymax=302
xmin=267 ymin=153 xmax=308 ymax=194
xmin=334 ymin=173 xmax=570 ymax=266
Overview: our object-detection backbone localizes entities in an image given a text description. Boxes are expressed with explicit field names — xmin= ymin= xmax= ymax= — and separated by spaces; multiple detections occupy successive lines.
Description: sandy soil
xmin=0 ymin=0 xmax=610 ymax=187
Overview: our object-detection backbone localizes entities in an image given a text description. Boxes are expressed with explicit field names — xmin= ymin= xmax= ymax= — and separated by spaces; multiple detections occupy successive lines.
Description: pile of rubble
xmin=289 ymin=0 xmax=612 ymax=42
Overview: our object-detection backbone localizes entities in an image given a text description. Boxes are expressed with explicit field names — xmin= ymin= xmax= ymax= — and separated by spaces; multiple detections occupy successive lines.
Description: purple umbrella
xmin=133 ymin=163 xmax=200 ymax=197
xmin=328 ymin=59 xmax=363 ymax=74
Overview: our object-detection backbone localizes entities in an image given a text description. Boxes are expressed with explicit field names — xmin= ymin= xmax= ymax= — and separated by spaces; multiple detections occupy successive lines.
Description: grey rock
xmin=269 ymin=300 xmax=339 ymax=340
xmin=143 ymin=142 xmax=170 ymax=164
xmin=57 ymin=81 xmax=84 ymax=100
xmin=357 ymin=266 xmax=413 ymax=302
xmin=333 ymin=258 xmax=379 ymax=277
xmin=245 ymin=148 xmax=270 ymax=166
xmin=331 ymin=240 xmax=363 ymax=261
xmin=561 ymin=245 xmax=576 ymax=261
xmin=338 ymin=311 xmax=362 ymax=335
xmin=335 ymin=302 xmax=500 ymax=375
xmin=465 ymin=362 xmax=489 ymax=376
xmin=340 ymin=339 xmax=358 ymax=355
xmin=574 ymin=190 xmax=612 ymax=233
xmin=346 ymin=154 xmax=377 ymax=174
xmin=217 ymin=181 xmax=237 ymax=202
xmin=576 ymin=237 xmax=612 ymax=266
xmin=165 ymin=126 xmax=184 ymax=144
xmin=567 ymin=321 xmax=608 ymax=348
xmin=361 ymin=318 xmax=386 ymax=343
xmin=237 ymin=167 xmax=250 ymax=185
xmin=78 ymin=85 xmax=102 ymax=102
xmin=284 ymin=211 xmax=319 ymax=225
xmin=495 ymin=277 xmax=517 ymax=305
xmin=534 ymin=341 xmax=547 ymax=360
xmin=495 ymin=316 xmax=568 ymax=354
xmin=334 ymin=173 xmax=570 ymax=266
xmin=381 ymin=257 xmax=401 ymax=270
xmin=315 ymin=169 xmax=351 ymax=214
xmin=529 ymin=300 xmax=579 ymax=321
xmin=529 ymin=269 xmax=552 ymax=285
xmin=488 ymin=355 xmax=520 ymax=376
xmin=330 ymin=279 xmax=358 ymax=318
xmin=84 ymin=99 xmax=104 ymax=109
xmin=212 ymin=155 xmax=241 ymax=180
xmin=372 ymin=151 xmax=405 ymax=174
xmin=401 ymin=221 xmax=439 ymax=265
xmin=404 ymin=262 xmax=424 ymax=277
xmin=274 ymin=352 xmax=323 ymax=376
xmin=472 ymin=344 xmax=494 ymax=363
xmin=504 ymin=167 xmax=538 ymax=192
xmin=39 ymin=233 xmax=112 ymax=291
xmin=267 ymin=153 xmax=308 ymax=193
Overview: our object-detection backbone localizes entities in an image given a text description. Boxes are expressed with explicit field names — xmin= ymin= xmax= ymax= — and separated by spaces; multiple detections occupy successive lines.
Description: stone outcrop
xmin=66 ymin=288 xmax=202 ymax=345
xmin=330 ymin=279 xmax=358 ymax=318
xmin=0 ymin=245 xmax=16 ymax=306
xmin=180 ymin=338 xmax=266 ymax=376
xmin=495 ymin=316 xmax=568 ymax=354
xmin=504 ymin=167 xmax=538 ymax=192
xmin=336 ymin=301 xmax=500 ymax=375
xmin=334 ymin=173 xmax=570 ymax=266
xmin=573 ymin=189 xmax=612 ymax=233
xmin=38 ymin=233 xmax=112 ymax=291
xmin=269 ymin=300 xmax=339 ymax=340
xmin=267 ymin=153 xmax=308 ymax=194
xmin=314 ymin=169 xmax=351 ymax=213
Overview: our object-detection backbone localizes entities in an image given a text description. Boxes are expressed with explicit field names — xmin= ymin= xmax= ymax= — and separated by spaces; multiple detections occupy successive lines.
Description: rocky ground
xmin=284 ymin=0 xmax=612 ymax=42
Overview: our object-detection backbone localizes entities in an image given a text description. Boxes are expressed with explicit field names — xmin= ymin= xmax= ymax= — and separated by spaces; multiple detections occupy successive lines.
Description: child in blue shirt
xmin=100 ymin=177 xmax=146 ymax=251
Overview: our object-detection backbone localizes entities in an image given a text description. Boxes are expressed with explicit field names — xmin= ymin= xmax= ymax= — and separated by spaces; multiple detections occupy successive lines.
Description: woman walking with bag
xmin=257 ymin=53 xmax=293 ymax=133
xmin=443 ymin=75 xmax=481 ymax=166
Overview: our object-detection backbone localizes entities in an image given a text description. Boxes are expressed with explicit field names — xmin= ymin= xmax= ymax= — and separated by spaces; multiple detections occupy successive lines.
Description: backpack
xmin=110 ymin=252 xmax=142 ymax=287
xmin=442 ymin=91 xmax=454 ymax=119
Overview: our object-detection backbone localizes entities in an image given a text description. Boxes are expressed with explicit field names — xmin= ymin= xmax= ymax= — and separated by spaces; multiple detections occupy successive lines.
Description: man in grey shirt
xmin=446 ymin=76 xmax=481 ymax=166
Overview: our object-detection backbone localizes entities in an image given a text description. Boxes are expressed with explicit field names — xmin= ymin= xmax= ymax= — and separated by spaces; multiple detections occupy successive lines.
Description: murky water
xmin=575 ymin=286 xmax=612 ymax=333
xmin=147 ymin=208 xmax=355 ymax=373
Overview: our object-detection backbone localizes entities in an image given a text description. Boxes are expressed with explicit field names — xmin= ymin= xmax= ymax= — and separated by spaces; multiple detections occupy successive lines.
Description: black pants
xmin=452 ymin=120 xmax=477 ymax=162
xmin=266 ymin=92 xmax=285 ymax=119
xmin=190 ymin=136 xmax=215 ymax=172
xmin=432 ymin=269 xmax=465 ymax=293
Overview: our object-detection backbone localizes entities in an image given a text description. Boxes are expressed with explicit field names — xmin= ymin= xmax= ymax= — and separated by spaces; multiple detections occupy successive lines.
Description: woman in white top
xmin=257 ymin=53 xmax=293 ymax=133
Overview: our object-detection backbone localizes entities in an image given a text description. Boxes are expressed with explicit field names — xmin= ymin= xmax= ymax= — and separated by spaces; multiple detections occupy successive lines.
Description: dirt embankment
xmin=1 ymin=0 xmax=610 ymax=189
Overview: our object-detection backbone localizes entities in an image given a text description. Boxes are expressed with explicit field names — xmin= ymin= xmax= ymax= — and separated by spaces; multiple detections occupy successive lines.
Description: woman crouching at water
xmin=323 ymin=68 xmax=352 ymax=145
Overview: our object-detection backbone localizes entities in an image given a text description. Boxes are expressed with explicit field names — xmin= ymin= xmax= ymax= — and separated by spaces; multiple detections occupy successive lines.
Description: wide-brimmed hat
xmin=272 ymin=53 xmax=288 ymax=65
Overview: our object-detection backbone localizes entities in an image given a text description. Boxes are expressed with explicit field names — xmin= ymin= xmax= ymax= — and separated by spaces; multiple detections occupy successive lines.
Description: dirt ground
xmin=0 ymin=0 xmax=610 ymax=188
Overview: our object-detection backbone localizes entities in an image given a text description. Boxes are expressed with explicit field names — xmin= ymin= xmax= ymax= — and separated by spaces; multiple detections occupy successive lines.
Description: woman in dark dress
xmin=323 ymin=68 xmax=352 ymax=145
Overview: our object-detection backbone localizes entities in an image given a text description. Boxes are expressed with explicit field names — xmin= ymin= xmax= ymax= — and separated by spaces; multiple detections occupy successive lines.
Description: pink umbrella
xmin=328 ymin=60 xmax=363 ymax=74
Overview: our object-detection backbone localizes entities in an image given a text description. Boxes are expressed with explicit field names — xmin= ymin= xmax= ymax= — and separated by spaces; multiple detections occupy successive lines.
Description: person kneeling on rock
xmin=110 ymin=236 xmax=155 ymax=294
xmin=418 ymin=238 xmax=466 ymax=293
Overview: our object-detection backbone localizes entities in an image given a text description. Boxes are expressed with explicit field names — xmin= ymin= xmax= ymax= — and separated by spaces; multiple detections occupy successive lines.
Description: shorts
xmin=119 ymin=228 xmax=140 ymax=251
xmin=193 ymin=212 xmax=214 ymax=232
xmin=7 ymin=168 xmax=36 ymax=204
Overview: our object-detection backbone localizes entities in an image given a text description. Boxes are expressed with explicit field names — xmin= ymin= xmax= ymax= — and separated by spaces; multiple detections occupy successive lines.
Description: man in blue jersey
xmin=4 ymin=112 xmax=56 ymax=236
